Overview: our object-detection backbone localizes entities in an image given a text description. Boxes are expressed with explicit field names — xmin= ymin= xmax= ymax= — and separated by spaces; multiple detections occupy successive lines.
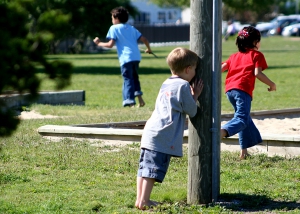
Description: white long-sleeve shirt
xmin=141 ymin=77 xmax=198 ymax=157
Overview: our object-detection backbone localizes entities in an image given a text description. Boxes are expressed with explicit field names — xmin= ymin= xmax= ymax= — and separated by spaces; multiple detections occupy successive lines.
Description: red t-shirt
xmin=224 ymin=49 xmax=268 ymax=98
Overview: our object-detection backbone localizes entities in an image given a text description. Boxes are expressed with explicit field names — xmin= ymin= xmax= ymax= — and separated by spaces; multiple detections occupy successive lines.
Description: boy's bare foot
xmin=137 ymin=95 xmax=145 ymax=107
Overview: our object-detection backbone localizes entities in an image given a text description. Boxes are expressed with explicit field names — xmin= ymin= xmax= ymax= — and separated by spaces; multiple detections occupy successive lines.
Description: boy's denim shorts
xmin=137 ymin=148 xmax=171 ymax=183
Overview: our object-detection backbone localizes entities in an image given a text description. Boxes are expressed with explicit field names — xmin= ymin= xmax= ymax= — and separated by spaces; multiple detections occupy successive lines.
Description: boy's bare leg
xmin=135 ymin=177 xmax=143 ymax=208
xmin=137 ymin=177 xmax=156 ymax=210
xmin=137 ymin=95 xmax=145 ymax=107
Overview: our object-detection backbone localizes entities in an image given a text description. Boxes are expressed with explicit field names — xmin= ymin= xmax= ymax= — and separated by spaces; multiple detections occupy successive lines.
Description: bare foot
xmin=220 ymin=129 xmax=228 ymax=138
xmin=240 ymin=153 xmax=251 ymax=160
xmin=240 ymin=149 xmax=250 ymax=160
xmin=137 ymin=95 xmax=145 ymax=107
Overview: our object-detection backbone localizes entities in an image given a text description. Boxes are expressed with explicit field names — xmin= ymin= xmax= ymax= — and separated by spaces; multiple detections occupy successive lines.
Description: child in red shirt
xmin=221 ymin=26 xmax=276 ymax=159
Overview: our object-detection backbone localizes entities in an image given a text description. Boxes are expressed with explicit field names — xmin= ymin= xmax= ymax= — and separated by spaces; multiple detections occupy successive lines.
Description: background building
xmin=130 ymin=0 xmax=182 ymax=25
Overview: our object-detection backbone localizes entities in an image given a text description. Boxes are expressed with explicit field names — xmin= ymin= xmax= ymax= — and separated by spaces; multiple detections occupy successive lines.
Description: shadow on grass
xmin=267 ymin=65 xmax=300 ymax=69
xmin=37 ymin=66 xmax=170 ymax=75
xmin=261 ymin=49 xmax=300 ymax=53
xmin=218 ymin=193 xmax=300 ymax=212
xmin=47 ymin=50 xmax=170 ymax=61
xmin=220 ymin=64 xmax=300 ymax=71
xmin=47 ymin=56 xmax=118 ymax=61
xmin=47 ymin=55 xmax=165 ymax=61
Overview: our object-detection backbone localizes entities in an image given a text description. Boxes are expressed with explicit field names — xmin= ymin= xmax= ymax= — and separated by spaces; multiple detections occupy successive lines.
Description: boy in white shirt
xmin=135 ymin=47 xmax=204 ymax=210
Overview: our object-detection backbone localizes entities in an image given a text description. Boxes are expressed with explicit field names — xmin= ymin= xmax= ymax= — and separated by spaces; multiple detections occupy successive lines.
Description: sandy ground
xmin=221 ymin=113 xmax=300 ymax=136
xmin=18 ymin=110 xmax=60 ymax=119
xmin=19 ymin=110 xmax=300 ymax=136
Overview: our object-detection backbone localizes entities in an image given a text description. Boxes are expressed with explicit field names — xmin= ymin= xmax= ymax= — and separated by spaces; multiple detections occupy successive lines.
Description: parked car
xmin=256 ymin=15 xmax=300 ymax=36
xmin=268 ymin=15 xmax=300 ymax=35
xmin=255 ymin=16 xmax=284 ymax=36
xmin=282 ymin=23 xmax=300 ymax=36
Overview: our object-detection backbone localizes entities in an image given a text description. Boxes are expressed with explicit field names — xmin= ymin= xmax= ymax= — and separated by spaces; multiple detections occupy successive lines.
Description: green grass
xmin=34 ymin=36 xmax=300 ymax=120
xmin=1 ymin=36 xmax=300 ymax=213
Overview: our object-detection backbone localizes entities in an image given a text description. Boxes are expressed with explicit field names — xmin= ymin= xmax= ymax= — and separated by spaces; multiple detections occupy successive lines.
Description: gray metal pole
xmin=211 ymin=0 xmax=222 ymax=201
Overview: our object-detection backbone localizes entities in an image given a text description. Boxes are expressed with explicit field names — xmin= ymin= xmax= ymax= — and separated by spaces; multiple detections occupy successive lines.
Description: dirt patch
xmin=284 ymin=37 xmax=300 ymax=41
xmin=18 ymin=110 xmax=60 ymax=120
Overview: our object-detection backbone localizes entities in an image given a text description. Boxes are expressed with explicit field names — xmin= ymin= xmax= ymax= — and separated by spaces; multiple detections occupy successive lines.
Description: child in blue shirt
xmin=94 ymin=6 xmax=152 ymax=107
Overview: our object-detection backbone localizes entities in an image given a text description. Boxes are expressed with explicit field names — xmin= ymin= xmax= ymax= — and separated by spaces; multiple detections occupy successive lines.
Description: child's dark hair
xmin=236 ymin=26 xmax=261 ymax=53
xmin=111 ymin=7 xmax=129 ymax=23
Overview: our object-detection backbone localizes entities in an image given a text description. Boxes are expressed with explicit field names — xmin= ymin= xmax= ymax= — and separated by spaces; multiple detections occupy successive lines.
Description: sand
xmin=18 ymin=110 xmax=60 ymax=120
xmin=19 ymin=110 xmax=300 ymax=136
xmin=221 ymin=113 xmax=300 ymax=136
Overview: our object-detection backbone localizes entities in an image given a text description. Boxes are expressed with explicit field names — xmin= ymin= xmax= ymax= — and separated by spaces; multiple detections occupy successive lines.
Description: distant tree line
xmin=150 ymin=0 xmax=296 ymax=23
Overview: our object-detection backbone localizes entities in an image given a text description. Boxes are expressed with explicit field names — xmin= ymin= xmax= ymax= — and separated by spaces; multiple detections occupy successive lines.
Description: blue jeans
xmin=221 ymin=89 xmax=262 ymax=149
xmin=121 ymin=61 xmax=143 ymax=107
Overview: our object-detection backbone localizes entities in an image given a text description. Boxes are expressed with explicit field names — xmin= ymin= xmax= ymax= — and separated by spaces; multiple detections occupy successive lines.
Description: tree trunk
xmin=188 ymin=0 xmax=213 ymax=204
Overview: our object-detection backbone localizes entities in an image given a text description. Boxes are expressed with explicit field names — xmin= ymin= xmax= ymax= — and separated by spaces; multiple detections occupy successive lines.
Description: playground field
xmin=1 ymin=36 xmax=300 ymax=213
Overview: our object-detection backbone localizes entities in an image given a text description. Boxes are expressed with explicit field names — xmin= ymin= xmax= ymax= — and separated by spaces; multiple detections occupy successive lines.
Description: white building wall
xmin=130 ymin=0 xmax=181 ymax=24
xmin=181 ymin=8 xmax=191 ymax=23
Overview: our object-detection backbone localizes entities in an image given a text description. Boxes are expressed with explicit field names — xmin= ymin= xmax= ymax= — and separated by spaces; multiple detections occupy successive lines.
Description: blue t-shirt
xmin=141 ymin=77 xmax=198 ymax=157
xmin=106 ymin=23 xmax=142 ymax=66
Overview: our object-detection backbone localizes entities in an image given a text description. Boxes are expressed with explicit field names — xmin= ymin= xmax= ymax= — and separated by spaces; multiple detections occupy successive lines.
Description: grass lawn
xmin=0 ymin=36 xmax=300 ymax=213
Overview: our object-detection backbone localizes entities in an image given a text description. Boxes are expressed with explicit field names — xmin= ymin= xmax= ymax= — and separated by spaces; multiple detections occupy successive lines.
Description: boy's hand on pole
xmin=192 ymin=79 xmax=204 ymax=100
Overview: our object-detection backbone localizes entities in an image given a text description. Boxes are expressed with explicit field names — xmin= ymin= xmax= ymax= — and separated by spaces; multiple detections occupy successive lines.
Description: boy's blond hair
xmin=166 ymin=47 xmax=199 ymax=74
